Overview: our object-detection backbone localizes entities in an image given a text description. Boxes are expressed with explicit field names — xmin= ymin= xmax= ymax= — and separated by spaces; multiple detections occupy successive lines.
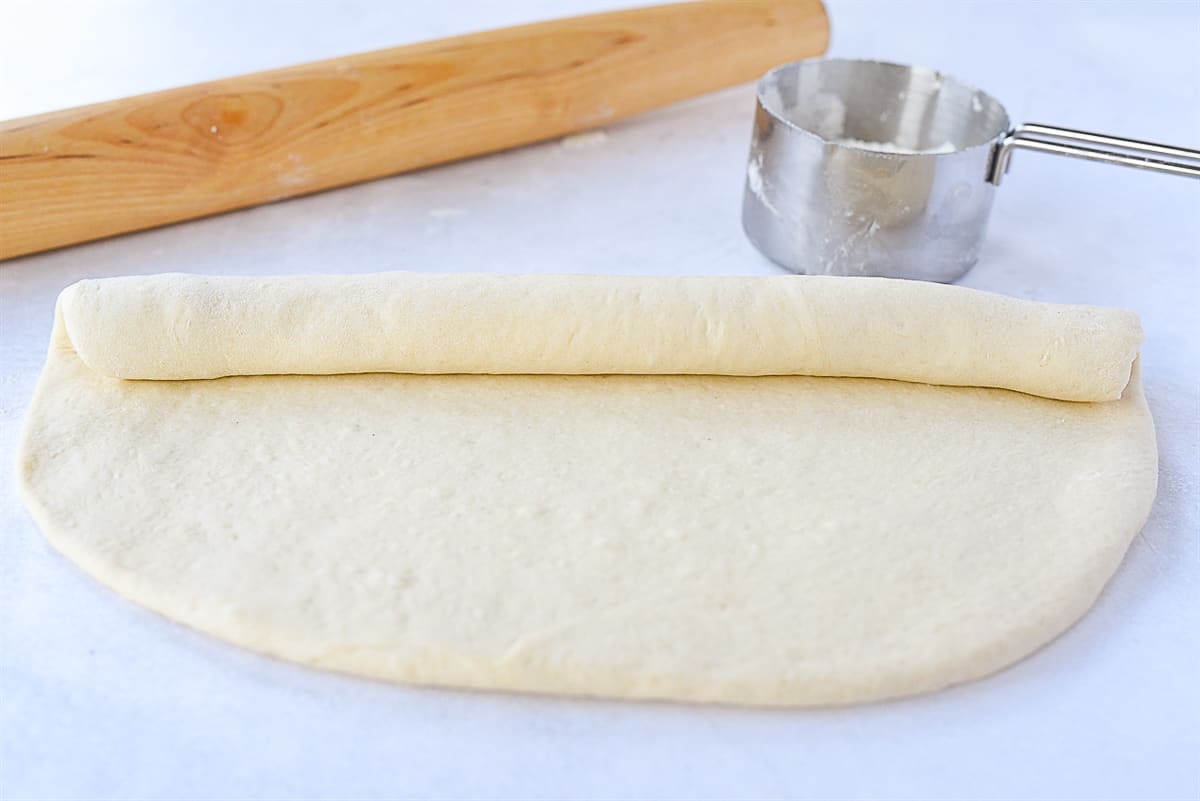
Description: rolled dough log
xmin=18 ymin=273 xmax=1157 ymax=706
xmin=59 ymin=272 xmax=1142 ymax=402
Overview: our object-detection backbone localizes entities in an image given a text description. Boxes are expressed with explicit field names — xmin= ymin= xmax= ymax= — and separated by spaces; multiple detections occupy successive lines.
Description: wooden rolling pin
xmin=0 ymin=1 xmax=828 ymax=260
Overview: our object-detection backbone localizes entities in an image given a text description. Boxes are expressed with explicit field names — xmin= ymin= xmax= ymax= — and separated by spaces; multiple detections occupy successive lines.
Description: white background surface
xmin=2 ymin=1 xmax=1198 ymax=799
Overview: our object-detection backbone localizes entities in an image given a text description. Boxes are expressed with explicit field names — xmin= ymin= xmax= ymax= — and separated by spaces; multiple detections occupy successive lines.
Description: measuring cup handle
xmin=987 ymin=123 xmax=1200 ymax=185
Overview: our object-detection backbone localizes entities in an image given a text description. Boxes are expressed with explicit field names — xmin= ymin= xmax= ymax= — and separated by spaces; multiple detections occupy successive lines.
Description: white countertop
xmin=2 ymin=1 xmax=1197 ymax=799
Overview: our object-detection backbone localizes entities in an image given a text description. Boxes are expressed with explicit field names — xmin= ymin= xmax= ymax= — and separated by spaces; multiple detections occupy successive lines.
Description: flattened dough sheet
xmin=19 ymin=273 xmax=1158 ymax=706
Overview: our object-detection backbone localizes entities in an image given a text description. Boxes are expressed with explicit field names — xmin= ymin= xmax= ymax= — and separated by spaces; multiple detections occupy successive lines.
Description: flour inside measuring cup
xmin=836 ymin=138 xmax=957 ymax=155
xmin=808 ymin=93 xmax=848 ymax=140
xmin=796 ymin=92 xmax=956 ymax=153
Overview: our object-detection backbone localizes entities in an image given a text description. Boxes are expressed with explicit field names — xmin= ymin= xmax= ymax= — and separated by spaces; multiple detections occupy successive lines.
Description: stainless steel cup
xmin=742 ymin=58 xmax=1200 ymax=282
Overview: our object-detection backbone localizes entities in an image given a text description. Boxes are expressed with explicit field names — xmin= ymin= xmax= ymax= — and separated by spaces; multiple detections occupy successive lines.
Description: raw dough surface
xmin=18 ymin=274 xmax=1158 ymax=706
xmin=59 ymin=273 xmax=1142 ymax=402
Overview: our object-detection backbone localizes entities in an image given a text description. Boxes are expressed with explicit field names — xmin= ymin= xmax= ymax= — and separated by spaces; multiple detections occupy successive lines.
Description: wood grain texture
xmin=0 ymin=1 xmax=828 ymax=260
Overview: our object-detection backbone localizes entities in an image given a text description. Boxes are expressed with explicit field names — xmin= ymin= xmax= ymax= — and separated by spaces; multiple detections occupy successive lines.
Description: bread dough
xmin=18 ymin=274 xmax=1157 ymax=706
xmin=59 ymin=273 xmax=1142 ymax=401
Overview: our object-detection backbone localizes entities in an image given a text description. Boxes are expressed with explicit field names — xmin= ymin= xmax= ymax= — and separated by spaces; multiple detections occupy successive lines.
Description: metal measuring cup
xmin=742 ymin=58 xmax=1200 ymax=282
